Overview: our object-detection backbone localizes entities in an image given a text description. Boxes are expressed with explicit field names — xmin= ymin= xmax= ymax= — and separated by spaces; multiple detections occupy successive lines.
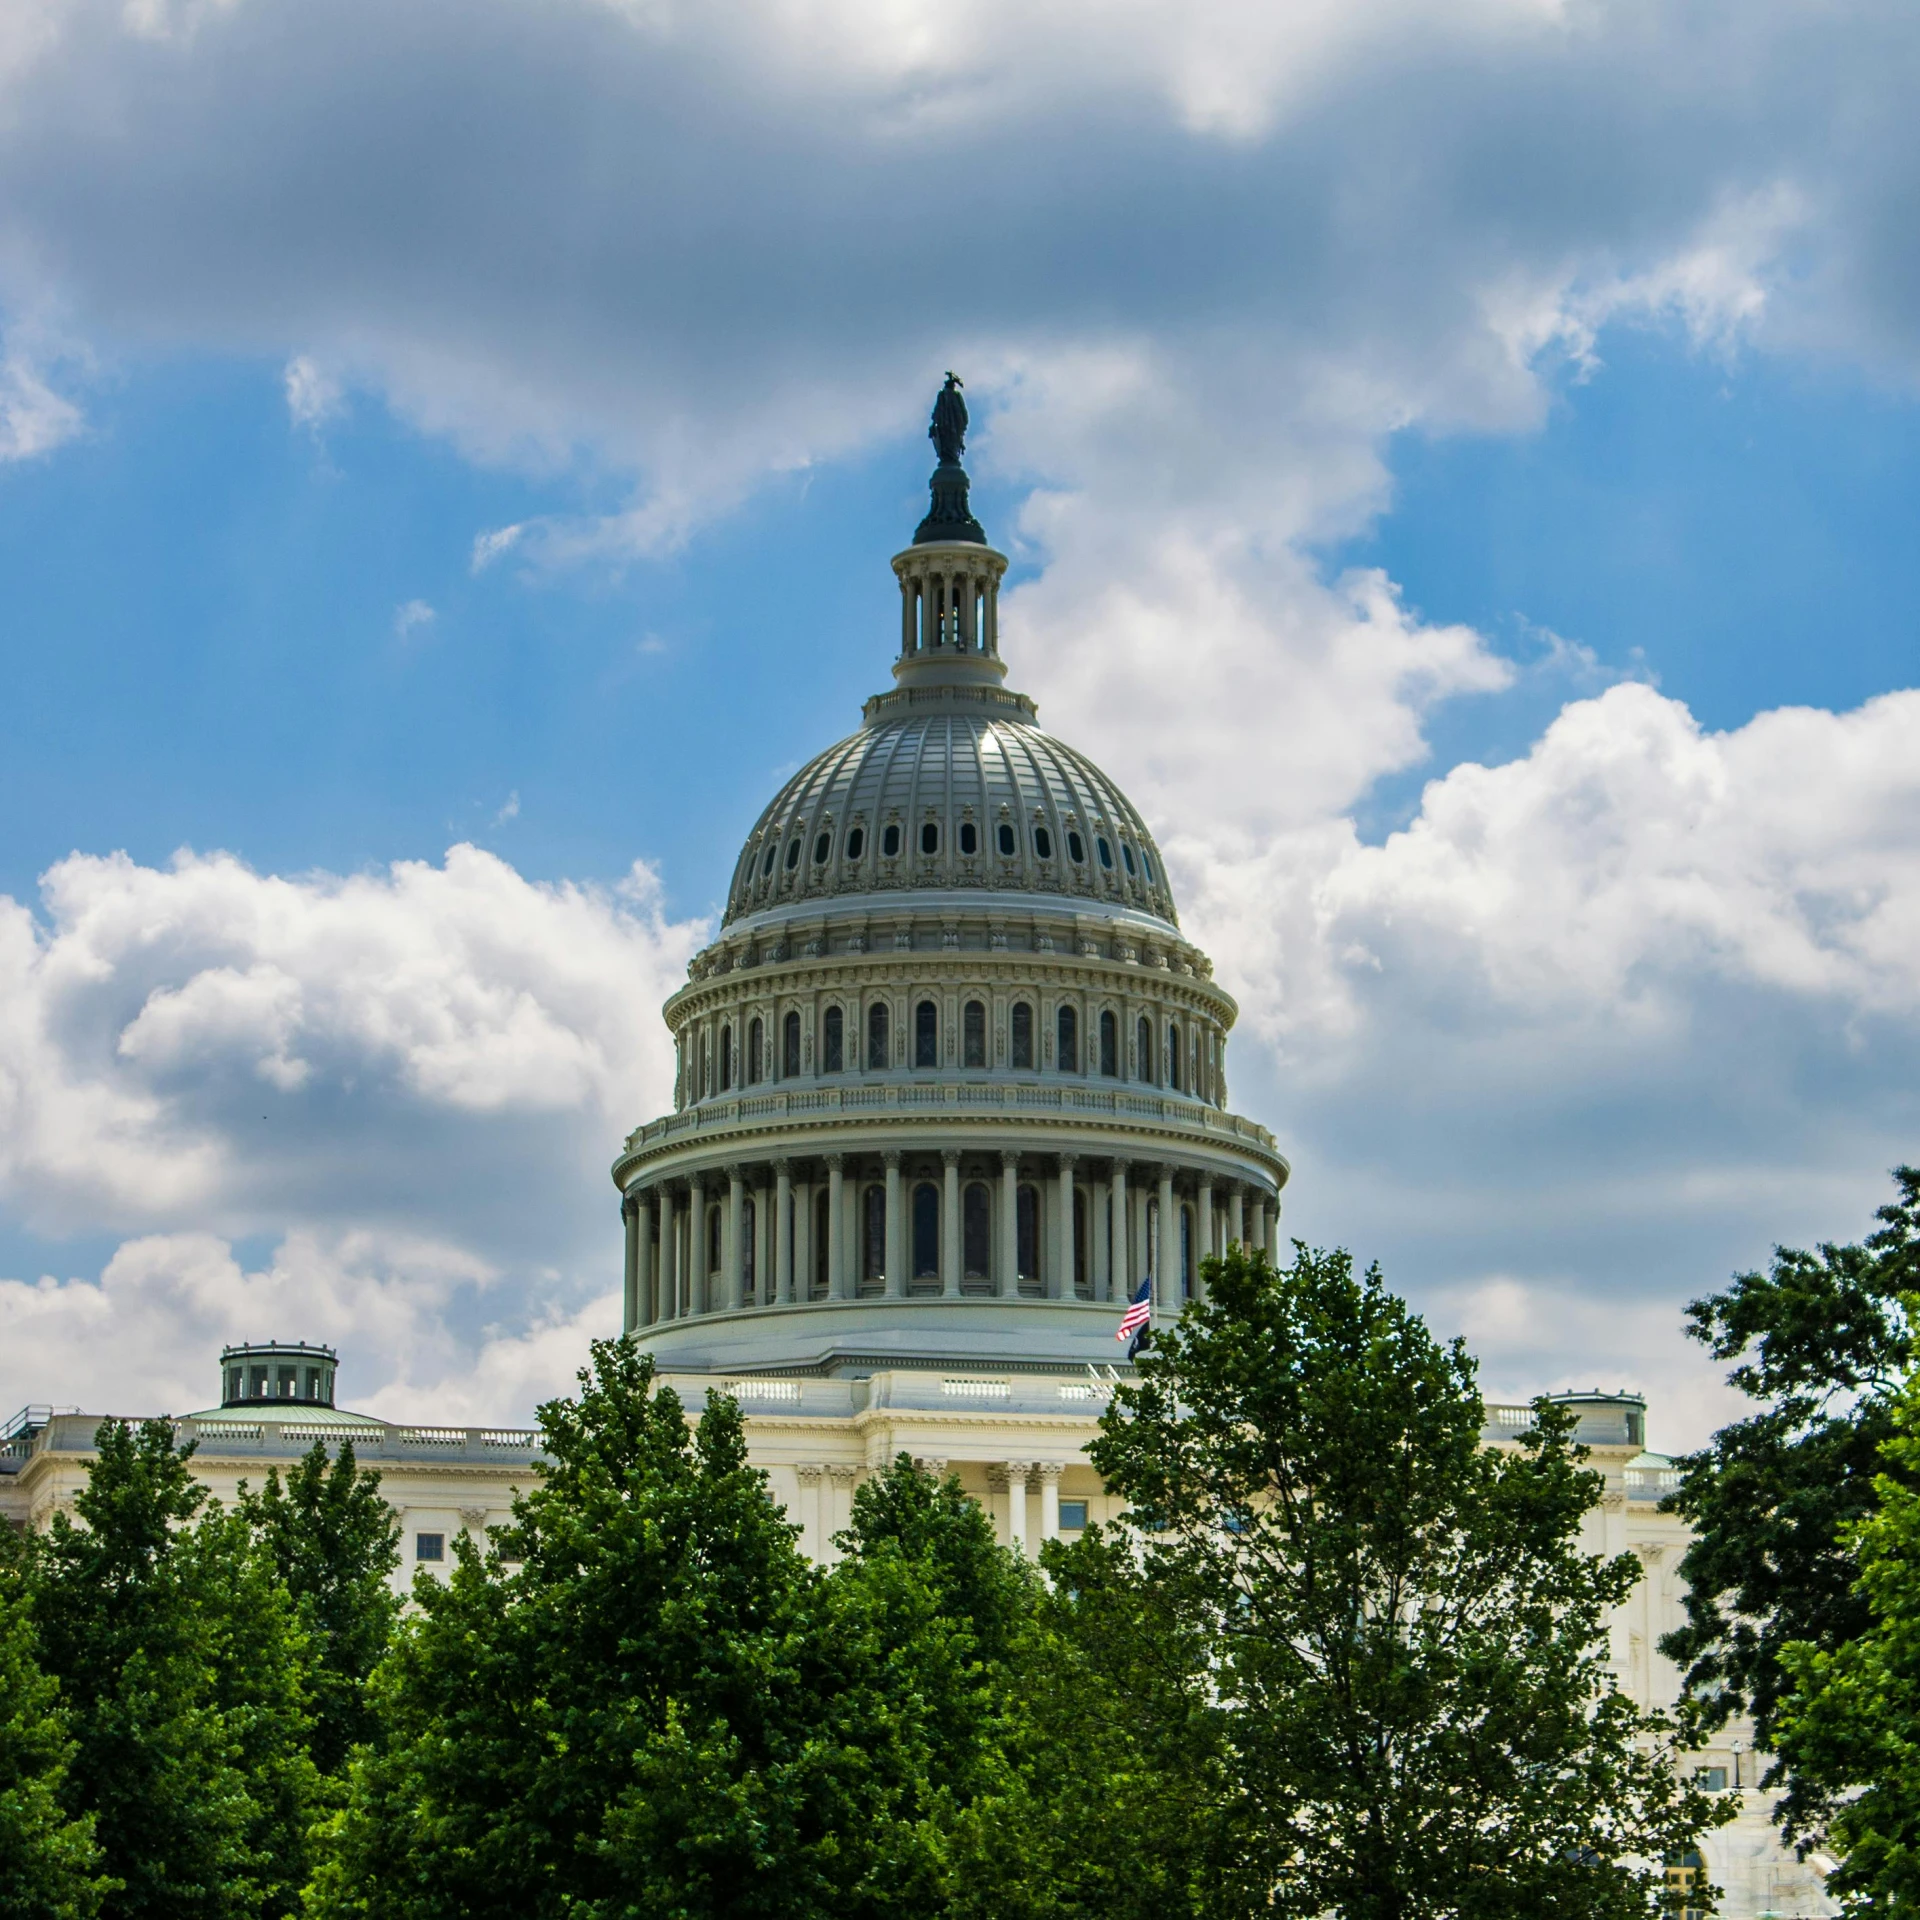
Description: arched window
xmin=1034 ymin=825 xmax=1053 ymax=860
xmin=1137 ymin=1016 xmax=1153 ymax=1085
xmin=1143 ymin=851 xmax=1156 ymax=884
xmin=1057 ymin=1004 xmax=1078 ymax=1073
xmin=813 ymin=832 xmax=830 ymax=864
xmin=786 ymin=838 xmax=801 ymax=870
xmin=823 ymin=1006 xmax=844 ymax=1073
xmin=743 ymin=1197 xmax=757 ymax=1297
xmin=1067 ymin=830 xmax=1085 ymax=863
xmin=920 ymin=821 xmax=939 ymax=855
xmin=963 ymin=1000 xmax=986 ymax=1068
xmin=707 ymin=1204 xmax=721 ymax=1278
xmin=997 ymin=822 xmax=1017 ymax=856
xmin=959 ymin=821 xmax=978 ymax=855
xmin=881 ymin=823 xmax=901 ymax=857
xmin=867 ymin=1001 xmax=890 ymax=1071
xmin=1097 ymin=836 xmax=1113 ymax=869
xmin=1074 ymin=1189 xmax=1090 ymax=1298
xmin=963 ymin=1182 xmax=991 ymax=1281
xmin=783 ymin=1010 xmax=801 ymax=1079
xmin=813 ymin=1189 xmax=830 ymax=1298
xmin=1016 ymin=1184 xmax=1041 ymax=1288
xmin=915 ymin=999 xmax=938 ymax=1068
xmin=719 ymin=1025 xmax=733 ymax=1092
xmin=746 ymin=1018 xmax=763 ymax=1085
xmin=846 ymin=826 xmax=865 ymax=860
xmin=1099 ymin=1009 xmax=1118 ymax=1077
xmin=913 ymin=1182 xmax=940 ymax=1281
xmin=1166 ymin=1021 xmax=1182 ymax=1092
xmin=862 ymin=1184 xmax=886 ymax=1290
xmin=760 ymin=844 xmax=776 ymax=877
xmin=698 ymin=1029 xmax=710 ymax=1097
xmin=1122 ymin=843 xmax=1138 ymax=876
xmin=1011 ymin=1001 xmax=1034 ymax=1070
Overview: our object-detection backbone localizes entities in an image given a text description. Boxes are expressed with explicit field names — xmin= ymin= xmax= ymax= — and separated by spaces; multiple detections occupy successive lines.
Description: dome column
xmin=883 ymin=1152 xmax=904 ymax=1298
xmin=634 ymin=1190 xmax=653 ymax=1327
xmin=826 ymin=1155 xmax=848 ymax=1300
xmin=1110 ymin=1161 xmax=1130 ymax=1299
xmin=999 ymin=1152 xmax=1019 ymax=1297
xmin=941 ymin=1150 xmax=962 ymax=1299
xmin=688 ymin=1174 xmax=707 ymax=1313
xmin=1196 ymin=1176 xmax=1215 ymax=1299
xmin=656 ymin=1185 xmax=678 ymax=1323
xmin=1157 ymin=1166 xmax=1179 ymax=1316
xmin=622 ymin=1192 xmax=640 ymax=1335
xmin=726 ymin=1168 xmax=746 ymax=1312
xmin=774 ymin=1161 xmax=794 ymax=1304
xmin=1054 ymin=1155 xmax=1078 ymax=1301
xmin=1229 ymin=1186 xmax=1245 ymax=1250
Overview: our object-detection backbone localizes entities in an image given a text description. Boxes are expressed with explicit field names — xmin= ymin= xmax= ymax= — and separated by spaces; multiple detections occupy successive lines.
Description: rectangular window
xmin=1058 ymin=1500 xmax=1089 ymax=1531
xmin=415 ymin=1532 xmax=445 ymax=1563
xmin=1695 ymin=1767 xmax=1728 ymax=1792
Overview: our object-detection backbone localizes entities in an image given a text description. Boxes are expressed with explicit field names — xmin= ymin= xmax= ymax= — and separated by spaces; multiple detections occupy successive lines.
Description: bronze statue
xmin=930 ymin=372 xmax=968 ymax=465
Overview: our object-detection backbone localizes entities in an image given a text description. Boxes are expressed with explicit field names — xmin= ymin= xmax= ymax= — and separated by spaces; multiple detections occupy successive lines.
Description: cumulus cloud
xmin=282 ymin=352 xmax=341 ymax=429
xmin=0 ymin=333 xmax=83 ymax=460
xmin=0 ymin=844 xmax=704 ymax=1418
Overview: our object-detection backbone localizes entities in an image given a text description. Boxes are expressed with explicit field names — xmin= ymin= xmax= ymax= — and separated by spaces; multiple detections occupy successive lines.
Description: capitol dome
xmin=613 ymin=378 xmax=1287 ymax=1384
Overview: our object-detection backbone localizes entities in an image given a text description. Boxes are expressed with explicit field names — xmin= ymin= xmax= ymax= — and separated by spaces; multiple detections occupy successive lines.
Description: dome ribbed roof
xmin=723 ymin=687 xmax=1177 ymax=929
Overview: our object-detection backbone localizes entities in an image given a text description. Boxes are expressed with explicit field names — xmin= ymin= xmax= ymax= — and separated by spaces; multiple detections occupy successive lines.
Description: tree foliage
xmin=1660 ymin=1167 xmax=1919 ymax=1839
xmin=1773 ymin=1364 xmax=1920 ymax=1915
xmin=309 ymin=1338 xmax=1007 ymax=1920
xmin=1085 ymin=1243 xmax=1719 ymax=1920
xmin=238 ymin=1440 xmax=401 ymax=1780
xmin=0 ymin=1537 xmax=107 ymax=1920
xmin=26 ymin=1419 xmax=321 ymax=1920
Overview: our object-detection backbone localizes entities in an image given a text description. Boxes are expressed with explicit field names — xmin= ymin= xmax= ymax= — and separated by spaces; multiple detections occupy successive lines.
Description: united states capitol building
xmin=0 ymin=384 xmax=1832 ymax=1916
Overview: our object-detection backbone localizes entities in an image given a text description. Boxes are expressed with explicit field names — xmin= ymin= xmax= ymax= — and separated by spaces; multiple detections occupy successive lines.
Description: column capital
xmin=794 ymin=1462 xmax=824 ymax=1484
xmin=883 ymin=1148 xmax=903 ymax=1170
xmin=825 ymin=1152 xmax=845 ymax=1171
xmin=1001 ymin=1148 xmax=1020 ymax=1172
xmin=941 ymin=1147 xmax=962 ymax=1168
xmin=824 ymin=1463 xmax=860 ymax=1483
xmin=1158 ymin=1162 xmax=1179 ymax=1184
xmin=913 ymin=1454 xmax=948 ymax=1477
xmin=773 ymin=1157 xmax=793 ymax=1178
xmin=726 ymin=1163 xmax=746 ymax=1185
xmin=1035 ymin=1461 xmax=1065 ymax=1486
xmin=1058 ymin=1151 xmax=1078 ymax=1172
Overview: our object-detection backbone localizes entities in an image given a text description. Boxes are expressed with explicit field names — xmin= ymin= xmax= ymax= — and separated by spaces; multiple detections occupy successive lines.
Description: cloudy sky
xmin=3 ymin=0 xmax=1919 ymax=1448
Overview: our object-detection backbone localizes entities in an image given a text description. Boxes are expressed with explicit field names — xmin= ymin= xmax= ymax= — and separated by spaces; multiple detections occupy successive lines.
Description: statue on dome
xmin=929 ymin=373 xmax=968 ymax=465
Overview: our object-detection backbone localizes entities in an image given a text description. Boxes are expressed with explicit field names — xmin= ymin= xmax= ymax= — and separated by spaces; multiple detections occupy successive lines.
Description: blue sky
xmin=3 ymin=0 xmax=1919 ymax=1442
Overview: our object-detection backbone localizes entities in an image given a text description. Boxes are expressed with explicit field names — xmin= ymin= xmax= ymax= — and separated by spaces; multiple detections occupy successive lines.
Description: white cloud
xmin=392 ymin=597 xmax=435 ymax=637
xmin=282 ymin=353 xmax=342 ymax=429
xmin=0 ymin=335 xmax=83 ymax=461
xmin=0 ymin=844 xmax=704 ymax=1418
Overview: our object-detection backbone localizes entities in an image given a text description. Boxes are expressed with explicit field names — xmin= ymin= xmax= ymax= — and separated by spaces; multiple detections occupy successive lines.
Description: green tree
xmin=0 ymin=1542 xmax=107 ymax=1920
xmin=1086 ymin=1243 xmax=1719 ymax=1920
xmin=1660 ymin=1168 xmax=1919 ymax=1841
xmin=311 ymin=1339 xmax=965 ymax=1920
xmin=238 ymin=1441 xmax=400 ymax=1780
xmin=1772 ymin=1362 xmax=1920 ymax=1914
xmin=28 ymin=1419 xmax=320 ymax=1920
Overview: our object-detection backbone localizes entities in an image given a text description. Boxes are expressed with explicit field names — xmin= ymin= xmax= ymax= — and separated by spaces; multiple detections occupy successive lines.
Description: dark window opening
xmin=1100 ymin=1009 xmax=1118 ymax=1077
xmin=1074 ymin=1189 xmax=1090 ymax=1298
xmin=813 ymin=832 xmax=830 ymax=864
xmin=744 ymin=1197 xmax=758 ymax=1296
xmin=867 ymin=1001 xmax=890 ymax=1072
xmin=719 ymin=1026 xmax=733 ymax=1092
xmin=814 ymin=1188 xmax=830 ymax=1298
xmin=416 ymin=1532 xmax=445 ymax=1563
xmin=761 ymin=844 xmax=775 ymax=876
xmin=1016 ymin=1184 xmax=1041 ymax=1284
xmin=1142 ymin=851 xmax=1156 ymax=883
xmin=1121 ymin=843 xmax=1137 ymax=876
xmin=824 ymin=1006 xmax=844 ymax=1073
xmin=783 ymin=1011 xmax=801 ymax=1078
xmin=862 ymin=1184 xmax=886 ymax=1289
xmin=1137 ymin=1016 xmax=1153 ymax=1085
xmin=1097 ymin=836 xmax=1113 ymax=869
xmin=707 ymin=1205 xmax=721 ymax=1276
xmin=1011 ymin=1001 xmax=1034 ymax=1070
xmin=746 ymin=1018 xmax=763 ymax=1085
xmin=913 ymin=1181 xmax=940 ymax=1279
xmin=1057 ymin=1004 xmax=1078 ymax=1073
xmin=963 ymin=999 xmax=986 ymax=1068
xmin=997 ymin=822 xmax=1017 ymax=856
xmin=959 ymin=821 xmax=978 ymax=854
xmin=1059 ymin=1500 xmax=1089 ymax=1530
xmin=1067 ymin=830 xmax=1085 ymax=863
xmin=786 ymin=839 xmax=801 ymax=870
xmin=882 ymin=823 xmax=902 ymax=857
xmin=1180 ymin=1206 xmax=1193 ymax=1298
xmin=1167 ymin=1022 xmax=1182 ymax=1092
xmin=964 ymin=1182 xmax=991 ymax=1278
xmin=846 ymin=826 xmax=865 ymax=860
xmin=920 ymin=821 xmax=939 ymax=855
xmin=915 ymin=999 xmax=938 ymax=1068
xmin=1034 ymin=826 xmax=1053 ymax=859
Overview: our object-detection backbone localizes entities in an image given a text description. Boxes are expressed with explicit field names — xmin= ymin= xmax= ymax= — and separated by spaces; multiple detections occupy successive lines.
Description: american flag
xmin=1116 ymin=1278 xmax=1152 ymax=1358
